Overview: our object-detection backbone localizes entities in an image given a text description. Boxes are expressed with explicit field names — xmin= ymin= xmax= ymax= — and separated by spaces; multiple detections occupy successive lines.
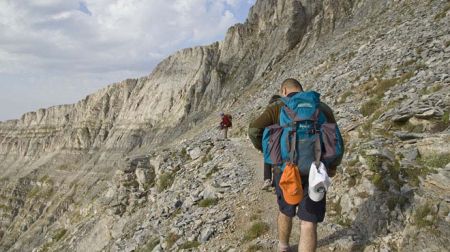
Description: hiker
xmin=248 ymin=78 xmax=343 ymax=252
xmin=262 ymin=94 xmax=282 ymax=190
xmin=219 ymin=112 xmax=232 ymax=139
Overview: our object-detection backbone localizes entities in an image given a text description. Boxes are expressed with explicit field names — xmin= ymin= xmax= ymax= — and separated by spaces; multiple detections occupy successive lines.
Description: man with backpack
xmin=248 ymin=78 xmax=343 ymax=252
xmin=219 ymin=112 xmax=232 ymax=139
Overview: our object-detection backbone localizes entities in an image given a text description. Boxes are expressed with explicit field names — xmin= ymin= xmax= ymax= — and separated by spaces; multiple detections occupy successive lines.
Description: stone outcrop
xmin=0 ymin=0 xmax=360 ymax=165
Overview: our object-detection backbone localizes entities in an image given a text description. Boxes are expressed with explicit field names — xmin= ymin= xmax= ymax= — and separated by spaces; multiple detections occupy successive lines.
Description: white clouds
xmin=50 ymin=11 xmax=73 ymax=20
xmin=0 ymin=0 xmax=252 ymax=75
xmin=0 ymin=0 xmax=254 ymax=120
xmin=225 ymin=0 xmax=240 ymax=7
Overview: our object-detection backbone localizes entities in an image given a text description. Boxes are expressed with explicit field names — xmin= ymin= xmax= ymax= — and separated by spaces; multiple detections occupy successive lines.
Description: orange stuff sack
xmin=279 ymin=163 xmax=303 ymax=205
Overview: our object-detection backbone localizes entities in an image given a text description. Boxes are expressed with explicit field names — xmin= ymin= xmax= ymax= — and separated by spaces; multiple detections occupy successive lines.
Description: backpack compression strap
xmin=289 ymin=129 xmax=297 ymax=163
xmin=314 ymin=130 xmax=321 ymax=168
xmin=287 ymin=122 xmax=322 ymax=167
xmin=314 ymin=108 xmax=322 ymax=167
xmin=285 ymin=108 xmax=322 ymax=167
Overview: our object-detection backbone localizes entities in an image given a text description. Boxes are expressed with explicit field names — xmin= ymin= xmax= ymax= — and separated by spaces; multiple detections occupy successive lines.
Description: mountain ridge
xmin=1 ymin=0 xmax=340 ymax=163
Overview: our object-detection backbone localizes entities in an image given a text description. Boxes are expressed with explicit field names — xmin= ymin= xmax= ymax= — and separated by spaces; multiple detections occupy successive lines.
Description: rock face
xmin=0 ymin=0 xmax=361 ymax=167
xmin=1 ymin=0 xmax=449 ymax=251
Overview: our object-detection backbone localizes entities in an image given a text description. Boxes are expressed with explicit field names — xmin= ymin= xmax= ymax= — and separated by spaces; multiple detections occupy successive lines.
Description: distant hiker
xmin=262 ymin=94 xmax=282 ymax=190
xmin=248 ymin=78 xmax=344 ymax=252
xmin=219 ymin=112 xmax=232 ymax=139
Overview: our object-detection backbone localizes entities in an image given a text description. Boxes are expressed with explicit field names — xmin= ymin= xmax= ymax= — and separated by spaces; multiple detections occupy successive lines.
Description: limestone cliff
xmin=0 ymin=0 xmax=359 ymax=165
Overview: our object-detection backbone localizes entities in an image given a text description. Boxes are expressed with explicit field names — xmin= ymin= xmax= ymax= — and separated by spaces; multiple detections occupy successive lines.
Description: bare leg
xmin=224 ymin=127 xmax=228 ymax=139
xmin=299 ymin=220 xmax=317 ymax=252
xmin=278 ymin=212 xmax=292 ymax=250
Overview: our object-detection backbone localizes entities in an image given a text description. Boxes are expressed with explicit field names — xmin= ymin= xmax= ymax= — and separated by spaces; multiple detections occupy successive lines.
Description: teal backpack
xmin=262 ymin=91 xmax=344 ymax=175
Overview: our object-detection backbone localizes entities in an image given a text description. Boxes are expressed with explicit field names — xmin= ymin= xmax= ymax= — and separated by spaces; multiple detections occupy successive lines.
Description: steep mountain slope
xmin=0 ymin=0 xmax=449 ymax=251
xmin=0 ymin=0 xmax=365 ymax=167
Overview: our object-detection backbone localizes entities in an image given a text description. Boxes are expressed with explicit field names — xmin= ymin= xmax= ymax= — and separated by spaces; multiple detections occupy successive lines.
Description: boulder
xmin=417 ymin=134 xmax=450 ymax=156
xmin=391 ymin=113 xmax=412 ymax=123
xmin=394 ymin=131 xmax=424 ymax=141
xmin=201 ymin=184 xmax=218 ymax=199
xmin=199 ymin=227 xmax=214 ymax=243
xmin=189 ymin=147 xmax=203 ymax=160
xmin=135 ymin=167 xmax=155 ymax=191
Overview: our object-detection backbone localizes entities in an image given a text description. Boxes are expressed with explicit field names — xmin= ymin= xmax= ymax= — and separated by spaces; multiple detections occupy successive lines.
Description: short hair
xmin=281 ymin=78 xmax=303 ymax=91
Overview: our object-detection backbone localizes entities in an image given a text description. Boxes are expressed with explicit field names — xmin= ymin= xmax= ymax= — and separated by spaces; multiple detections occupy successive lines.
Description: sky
xmin=0 ymin=0 xmax=256 ymax=121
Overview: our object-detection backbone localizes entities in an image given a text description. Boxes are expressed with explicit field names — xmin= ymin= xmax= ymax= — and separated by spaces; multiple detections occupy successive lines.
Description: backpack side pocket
xmin=320 ymin=123 xmax=344 ymax=167
xmin=263 ymin=125 xmax=283 ymax=165
xmin=321 ymin=123 xmax=337 ymax=158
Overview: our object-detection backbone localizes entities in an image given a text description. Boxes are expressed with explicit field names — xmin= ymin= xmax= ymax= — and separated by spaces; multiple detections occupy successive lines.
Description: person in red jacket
xmin=219 ymin=112 xmax=232 ymax=139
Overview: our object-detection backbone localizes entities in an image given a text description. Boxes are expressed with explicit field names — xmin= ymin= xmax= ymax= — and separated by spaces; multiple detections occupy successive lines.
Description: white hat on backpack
xmin=308 ymin=162 xmax=331 ymax=202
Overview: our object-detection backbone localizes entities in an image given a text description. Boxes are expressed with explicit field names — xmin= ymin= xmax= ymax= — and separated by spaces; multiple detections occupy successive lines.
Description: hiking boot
xmin=270 ymin=186 xmax=276 ymax=194
xmin=262 ymin=179 xmax=272 ymax=190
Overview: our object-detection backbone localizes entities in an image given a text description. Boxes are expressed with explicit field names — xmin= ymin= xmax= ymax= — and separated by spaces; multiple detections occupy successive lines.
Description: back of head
xmin=281 ymin=78 xmax=303 ymax=92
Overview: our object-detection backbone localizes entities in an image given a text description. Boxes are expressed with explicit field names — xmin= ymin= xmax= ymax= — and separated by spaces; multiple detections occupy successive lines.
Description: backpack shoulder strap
xmin=279 ymin=97 xmax=289 ymax=105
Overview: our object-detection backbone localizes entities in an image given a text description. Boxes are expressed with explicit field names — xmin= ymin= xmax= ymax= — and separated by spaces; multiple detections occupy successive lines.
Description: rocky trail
xmin=206 ymin=137 xmax=281 ymax=251
xmin=205 ymin=137 xmax=335 ymax=252
xmin=86 ymin=136 xmax=374 ymax=252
